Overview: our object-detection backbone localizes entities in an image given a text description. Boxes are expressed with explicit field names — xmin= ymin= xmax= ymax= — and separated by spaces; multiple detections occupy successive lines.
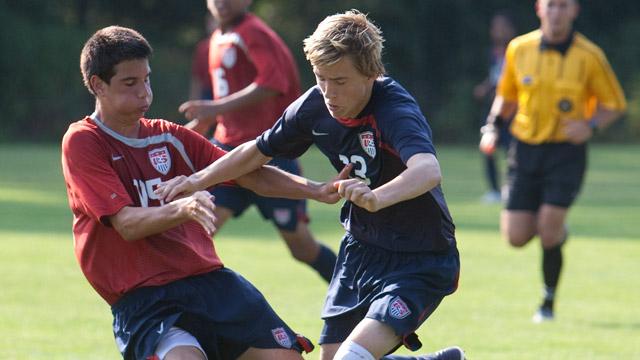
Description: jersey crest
xmin=148 ymin=146 xmax=171 ymax=175
xmin=388 ymin=296 xmax=411 ymax=319
xmin=271 ymin=327 xmax=292 ymax=348
xmin=358 ymin=131 xmax=376 ymax=158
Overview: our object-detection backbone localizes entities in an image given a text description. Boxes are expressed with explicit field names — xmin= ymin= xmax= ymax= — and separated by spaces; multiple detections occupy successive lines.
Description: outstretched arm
xmin=335 ymin=152 xmax=441 ymax=212
xmin=237 ymin=163 xmax=352 ymax=204
xmin=156 ymin=140 xmax=271 ymax=202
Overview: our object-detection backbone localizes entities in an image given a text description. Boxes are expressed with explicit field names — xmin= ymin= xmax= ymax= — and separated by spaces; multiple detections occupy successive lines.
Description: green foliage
xmin=1 ymin=144 xmax=639 ymax=358
xmin=1 ymin=1 xmax=639 ymax=142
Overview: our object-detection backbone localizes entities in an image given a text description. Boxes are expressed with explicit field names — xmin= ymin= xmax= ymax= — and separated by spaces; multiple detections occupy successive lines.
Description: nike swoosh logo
xmin=157 ymin=322 xmax=164 ymax=334
xmin=111 ymin=155 xmax=123 ymax=161
xmin=312 ymin=129 xmax=329 ymax=136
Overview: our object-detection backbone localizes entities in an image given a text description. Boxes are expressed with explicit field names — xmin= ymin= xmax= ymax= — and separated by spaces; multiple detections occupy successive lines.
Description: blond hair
xmin=303 ymin=9 xmax=385 ymax=77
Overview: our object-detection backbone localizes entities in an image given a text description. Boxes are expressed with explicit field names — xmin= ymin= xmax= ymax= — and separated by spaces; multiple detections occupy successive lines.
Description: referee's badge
xmin=388 ymin=296 xmax=412 ymax=319
xmin=558 ymin=98 xmax=573 ymax=113
xmin=148 ymin=146 xmax=171 ymax=175
xmin=359 ymin=131 xmax=376 ymax=158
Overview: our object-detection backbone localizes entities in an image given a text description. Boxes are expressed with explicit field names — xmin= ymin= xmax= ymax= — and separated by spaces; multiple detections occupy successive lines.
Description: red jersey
xmin=209 ymin=13 xmax=301 ymax=147
xmin=61 ymin=116 xmax=226 ymax=305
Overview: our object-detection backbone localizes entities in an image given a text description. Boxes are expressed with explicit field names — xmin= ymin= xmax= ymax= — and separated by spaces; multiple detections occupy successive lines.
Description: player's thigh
xmin=278 ymin=222 xmax=320 ymax=262
xmin=320 ymin=343 xmax=342 ymax=360
xmin=501 ymin=209 xmax=537 ymax=247
xmin=343 ymin=318 xmax=400 ymax=359
xmin=537 ymin=204 xmax=568 ymax=248
xmin=236 ymin=347 xmax=303 ymax=360
xmin=164 ymin=345 xmax=206 ymax=360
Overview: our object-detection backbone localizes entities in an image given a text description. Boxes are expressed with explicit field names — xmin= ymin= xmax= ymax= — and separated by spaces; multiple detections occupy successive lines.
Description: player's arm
xmin=156 ymin=140 xmax=271 ymax=202
xmin=479 ymin=95 xmax=517 ymax=154
xmin=336 ymin=152 xmax=440 ymax=212
xmin=109 ymin=190 xmax=217 ymax=241
xmin=236 ymin=163 xmax=351 ymax=204
xmin=180 ymin=83 xmax=279 ymax=134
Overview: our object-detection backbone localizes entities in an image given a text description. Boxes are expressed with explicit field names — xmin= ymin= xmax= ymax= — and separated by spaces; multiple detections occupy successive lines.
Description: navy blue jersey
xmin=257 ymin=77 xmax=455 ymax=252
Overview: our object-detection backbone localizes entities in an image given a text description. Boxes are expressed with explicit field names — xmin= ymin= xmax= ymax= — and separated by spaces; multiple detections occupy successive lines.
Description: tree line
xmin=1 ymin=0 xmax=638 ymax=142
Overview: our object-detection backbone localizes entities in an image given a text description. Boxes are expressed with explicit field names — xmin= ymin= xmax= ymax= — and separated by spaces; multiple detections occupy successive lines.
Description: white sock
xmin=333 ymin=340 xmax=376 ymax=360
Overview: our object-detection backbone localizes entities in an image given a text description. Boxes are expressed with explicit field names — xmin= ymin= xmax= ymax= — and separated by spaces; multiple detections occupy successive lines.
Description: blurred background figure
xmin=189 ymin=12 xmax=217 ymax=102
xmin=179 ymin=0 xmax=337 ymax=283
xmin=473 ymin=11 xmax=516 ymax=204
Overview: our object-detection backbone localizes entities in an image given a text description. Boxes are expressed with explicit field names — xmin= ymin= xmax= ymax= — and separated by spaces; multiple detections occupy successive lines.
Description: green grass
xmin=1 ymin=143 xmax=639 ymax=359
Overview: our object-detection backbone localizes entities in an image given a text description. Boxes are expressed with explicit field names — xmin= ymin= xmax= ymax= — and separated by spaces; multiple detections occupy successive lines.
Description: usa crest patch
xmin=148 ymin=146 xmax=171 ymax=175
xmin=359 ymin=131 xmax=376 ymax=158
xmin=388 ymin=296 xmax=411 ymax=319
xmin=271 ymin=327 xmax=292 ymax=348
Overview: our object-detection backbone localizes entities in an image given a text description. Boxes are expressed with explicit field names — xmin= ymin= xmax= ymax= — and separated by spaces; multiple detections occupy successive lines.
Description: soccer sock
xmin=542 ymin=242 xmax=564 ymax=308
xmin=310 ymin=244 xmax=337 ymax=282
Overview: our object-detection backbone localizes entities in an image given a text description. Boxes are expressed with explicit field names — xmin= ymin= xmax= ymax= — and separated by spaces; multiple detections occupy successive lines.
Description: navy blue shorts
xmin=210 ymin=141 xmax=308 ymax=231
xmin=111 ymin=268 xmax=313 ymax=360
xmin=319 ymin=234 xmax=460 ymax=352
xmin=505 ymin=140 xmax=586 ymax=210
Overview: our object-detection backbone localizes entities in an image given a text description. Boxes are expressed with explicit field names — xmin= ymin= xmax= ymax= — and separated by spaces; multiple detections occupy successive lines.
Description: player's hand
xmin=316 ymin=164 xmax=353 ymax=204
xmin=184 ymin=118 xmax=215 ymax=136
xmin=179 ymin=100 xmax=219 ymax=122
xmin=479 ymin=125 xmax=499 ymax=155
xmin=334 ymin=178 xmax=380 ymax=212
xmin=562 ymin=119 xmax=592 ymax=144
xmin=176 ymin=191 xmax=217 ymax=236
xmin=155 ymin=175 xmax=198 ymax=203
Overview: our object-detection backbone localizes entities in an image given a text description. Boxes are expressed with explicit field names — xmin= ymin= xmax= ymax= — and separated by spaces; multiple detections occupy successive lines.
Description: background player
xmin=179 ymin=0 xmax=337 ymax=283
xmin=473 ymin=11 xmax=516 ymax=203
xmin=62 ymin=25 xmax=346 ymax=360
xmin=157 ymin=10 xmax=465 ymax=360
xmin=479 ymin=0 xmax=626 ymax=322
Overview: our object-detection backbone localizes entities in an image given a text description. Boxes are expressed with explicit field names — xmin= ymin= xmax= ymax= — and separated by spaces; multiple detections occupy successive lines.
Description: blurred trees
xmin=1 ymin=0 xmax=639 ymax=142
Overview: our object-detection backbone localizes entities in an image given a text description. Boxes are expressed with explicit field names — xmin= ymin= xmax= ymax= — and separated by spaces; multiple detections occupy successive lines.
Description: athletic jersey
xmin=498 ymin=30 xmax=627 ymax=144
xmin=61 ymin=116 xmax=226 ymax=305
xmin=257 ymin=77 xmax=456 ymax=253
xmin=209 ymin=13 xmax=301 ymax=147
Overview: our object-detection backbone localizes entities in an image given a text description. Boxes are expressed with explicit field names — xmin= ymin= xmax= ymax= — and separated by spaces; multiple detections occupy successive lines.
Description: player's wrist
xmin=588 ymin=118 xmax=599 ymax=135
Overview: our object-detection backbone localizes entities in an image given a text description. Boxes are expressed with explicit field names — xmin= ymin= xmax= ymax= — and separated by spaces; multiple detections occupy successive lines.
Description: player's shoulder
xmin=374 ymin=77 xmax=421 ymax=114
xmin=571 ymin=32 xmax=607 ymax=60
xmin=510 ymin=29 xmax=542 ymax=51
xmin=62 ymin=117 xmax=101 ymax=147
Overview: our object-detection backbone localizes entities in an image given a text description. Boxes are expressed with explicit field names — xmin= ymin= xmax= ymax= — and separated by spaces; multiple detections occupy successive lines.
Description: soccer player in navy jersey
xmin=62 ymin=25 xmax=348 ymax=360
xmin=157 ymin=10 xmax=465 ymax=360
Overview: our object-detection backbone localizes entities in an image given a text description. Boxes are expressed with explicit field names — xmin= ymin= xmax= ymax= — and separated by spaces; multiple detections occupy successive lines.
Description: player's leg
xmin=532 ymin=204 xmax=569 ymax=322
xmin=257 ymin=157 xmax=337 ymax=282
xmin=237 ymin=347 xmax=303 ymax=360
xmin=278 ymin=222 xmax=336 ymax=282
xmin=501 ymin=209 xmax=537 ymax=247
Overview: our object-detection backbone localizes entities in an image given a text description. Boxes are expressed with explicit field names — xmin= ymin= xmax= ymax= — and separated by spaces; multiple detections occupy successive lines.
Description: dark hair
xmin=80 ymin=26 xmax=152 ymax=95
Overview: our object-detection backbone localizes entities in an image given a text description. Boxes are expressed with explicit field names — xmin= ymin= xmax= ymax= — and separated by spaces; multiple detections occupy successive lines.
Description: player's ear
xmin=90 ymin=75 xmax=106 ymax=96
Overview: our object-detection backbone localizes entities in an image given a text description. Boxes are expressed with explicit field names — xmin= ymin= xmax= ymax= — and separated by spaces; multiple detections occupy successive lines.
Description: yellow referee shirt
xmin=497 ymin=30 xmax=627 ymax=144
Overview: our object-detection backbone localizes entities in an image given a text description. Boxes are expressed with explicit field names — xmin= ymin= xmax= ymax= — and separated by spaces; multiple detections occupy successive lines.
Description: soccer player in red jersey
xmin=178 ymin=0 xmax=337 ymax=283
xmin=62 ymin=25 xmax=345 ymax=360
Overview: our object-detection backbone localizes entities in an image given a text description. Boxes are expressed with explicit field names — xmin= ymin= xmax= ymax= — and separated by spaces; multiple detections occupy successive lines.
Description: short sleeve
xmin=244 ymin=27 xmax=289 ymax=94
xmin=587 ymin=50 xmax=627 ymax=112
xmin=381 ymin=107 xmax=436 ymax=164
xmin=256 ymin=98 xmax=314 ymax=158
xmin=61 ymin=128 xmax=132 ymax=224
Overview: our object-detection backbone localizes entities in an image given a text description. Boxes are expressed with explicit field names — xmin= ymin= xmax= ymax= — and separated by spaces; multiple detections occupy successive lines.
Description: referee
xmin=479 ymin=0 xmax=626 ymax=323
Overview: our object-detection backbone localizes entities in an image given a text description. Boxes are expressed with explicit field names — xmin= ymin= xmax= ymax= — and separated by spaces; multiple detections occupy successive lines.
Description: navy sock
xmin=310 ymin=244 xmax=337 ymax=282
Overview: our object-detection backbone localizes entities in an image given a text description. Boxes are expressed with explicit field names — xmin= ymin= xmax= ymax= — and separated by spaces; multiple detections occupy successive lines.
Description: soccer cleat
xmin=532 ymin=305 xmax=554 ymax=323
xmin=421 ymin=346 xmax=466 ymax=360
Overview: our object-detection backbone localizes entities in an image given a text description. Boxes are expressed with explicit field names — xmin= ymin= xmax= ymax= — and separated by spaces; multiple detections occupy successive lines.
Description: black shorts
xmin=319 ymin=234 xmax=460 ymax=352
xmin=111 ymin=268 xmax=313 ymax=360
xmin=211 ymin=141 xmax=308 ymax=231
xmin=505 ymin=140 xmax=586 ymax=211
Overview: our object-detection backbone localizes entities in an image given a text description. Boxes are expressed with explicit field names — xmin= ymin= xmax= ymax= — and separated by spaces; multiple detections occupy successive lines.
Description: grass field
xmin=0 ymin=143 xmax=638 ymax=359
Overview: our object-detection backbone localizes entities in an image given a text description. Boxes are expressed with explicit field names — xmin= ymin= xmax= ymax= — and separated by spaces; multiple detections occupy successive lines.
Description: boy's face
xmin=93 ymin=59 xmax=152 ymax=120
xmin=207 ymin=0 xmax=251 ymax=28
xmin=313 ymin=56 xmax=375 ymax=119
